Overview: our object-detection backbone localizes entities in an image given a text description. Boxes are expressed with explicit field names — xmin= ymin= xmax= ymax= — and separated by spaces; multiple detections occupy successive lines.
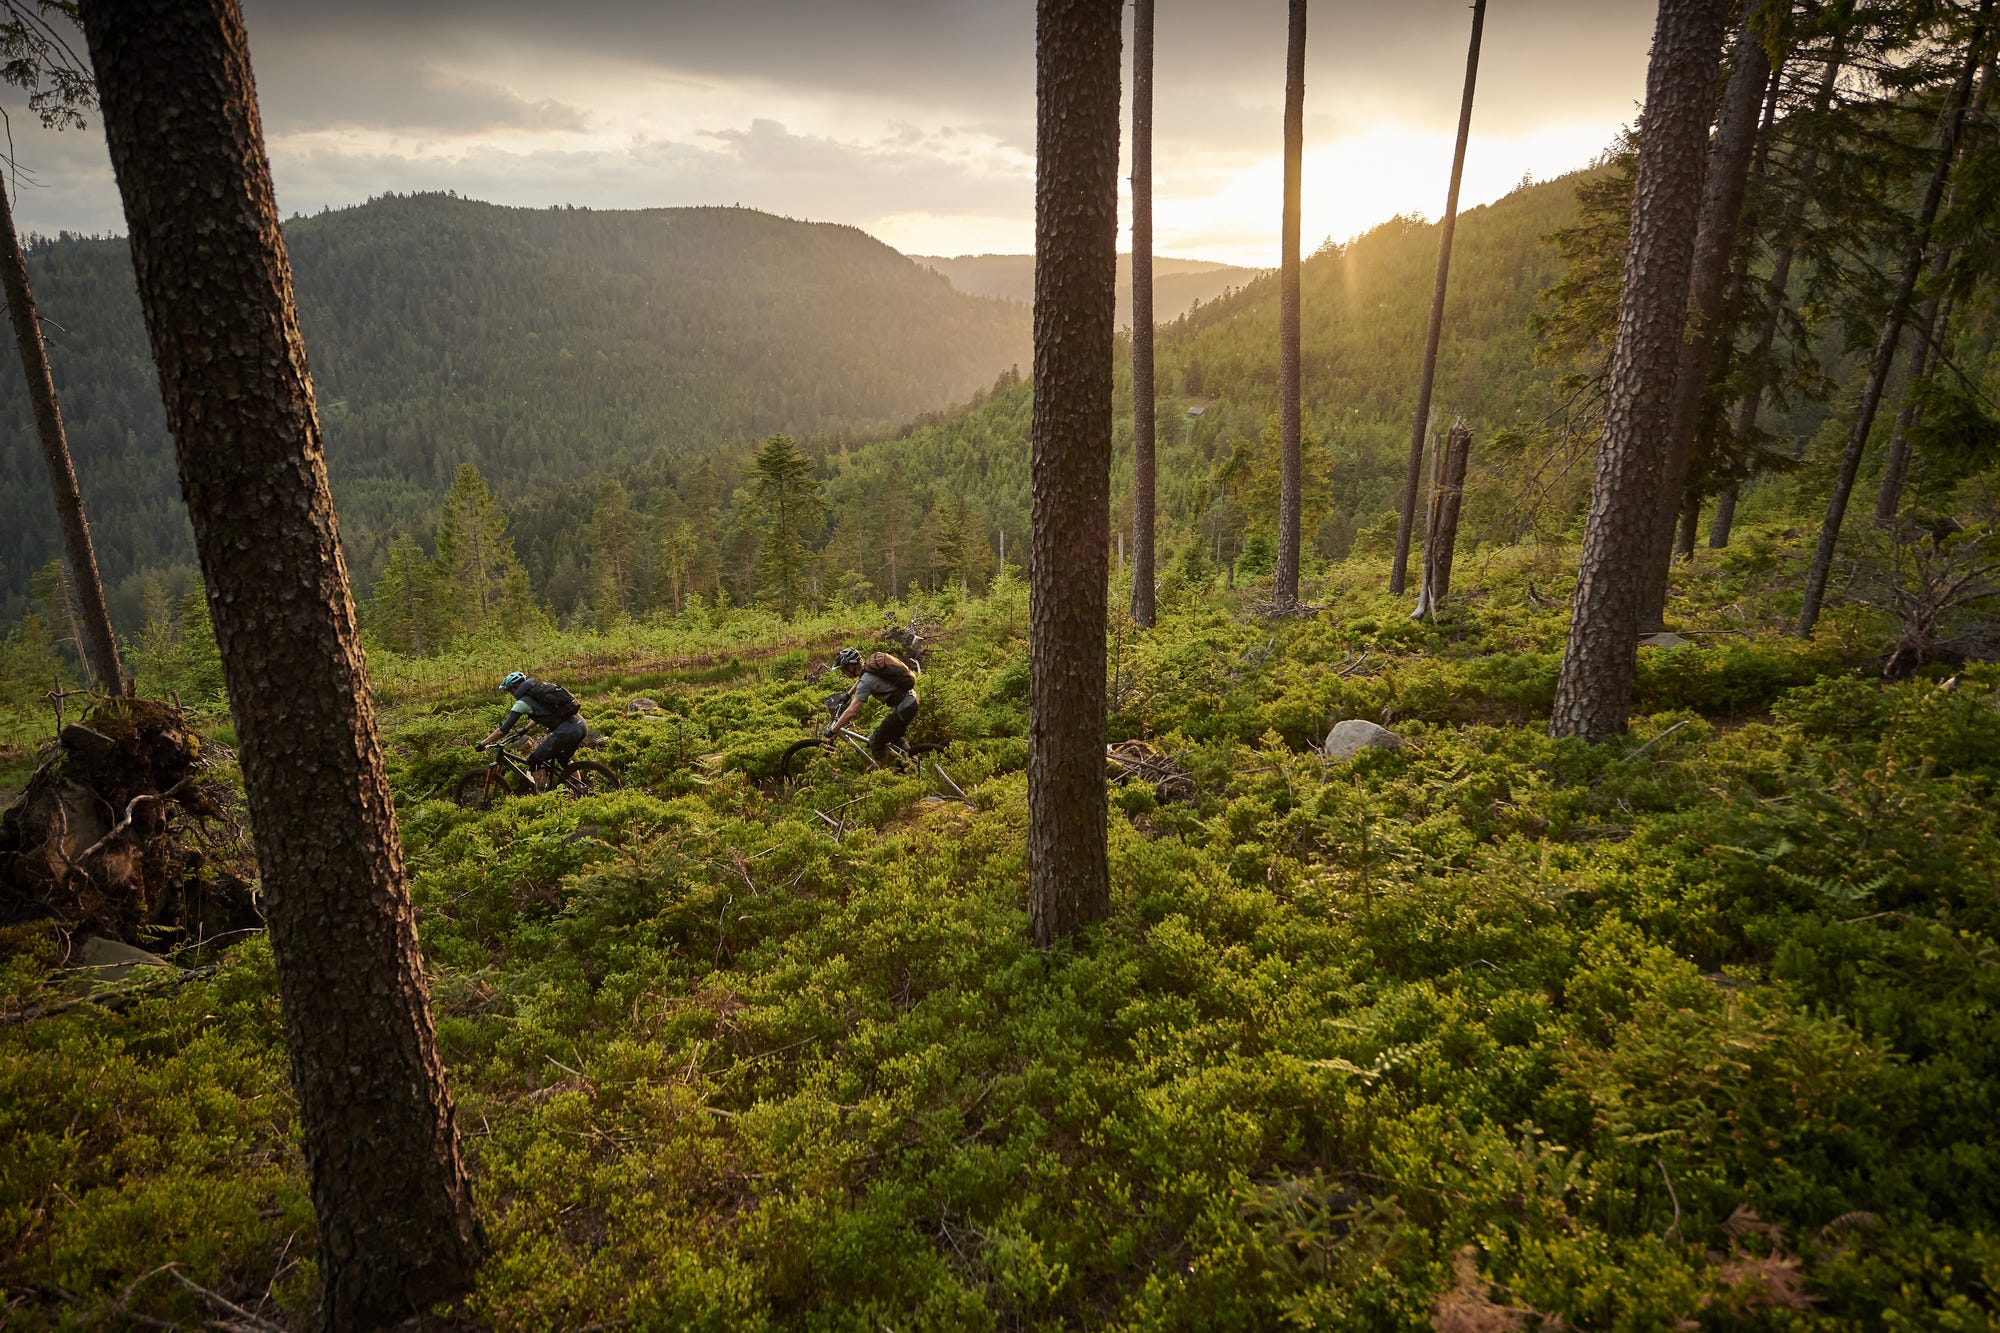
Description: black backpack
xmin=861 ymin=652 xmax=917 ymax=694
xmin=520 ymin=679 xmax=580 ymax=722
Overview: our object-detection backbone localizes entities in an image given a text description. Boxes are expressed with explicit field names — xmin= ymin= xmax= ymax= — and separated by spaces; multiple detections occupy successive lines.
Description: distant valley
xmin=913 ymin=253 xmax=1265 ymax=326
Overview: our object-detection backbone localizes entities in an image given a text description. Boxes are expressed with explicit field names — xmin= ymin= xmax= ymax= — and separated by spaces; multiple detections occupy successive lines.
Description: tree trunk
xmin=1 ymin=183 xmax=127 ymax=696
xmin=1637 ymin=0 xmax=1771 ymax=631
xmin=1391 ymin=0 xmax=1486 ymax=597
xmin=1798 ymin=2 xmax=1989 ymax=637
xmin=1274 ymin=0 xmax=1307 ymax=607
xmin=1129 ymin=0 xmax=1157 ymax=629
xmin=1029 ymin=0 xmax=1120 ymax=948
xmin=1676 ymin=491 xmax=1700 ymax=560
xmin=77 ymin=2 xmax=483 ymax=1327
xmin=1551 ymin=0 xmax=1733 ymax=743
xmin=1712 ymin=32 xmax=1847 ymax=550
xmin=1413 ymin=423 xmax=1471 ymax=619
xmin=1874 ymin=63 xmax=1990 ymax=525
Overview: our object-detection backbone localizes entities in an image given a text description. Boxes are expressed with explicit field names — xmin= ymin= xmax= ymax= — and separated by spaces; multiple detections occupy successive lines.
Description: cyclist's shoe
xmin=529 ymin=767 xmax=551 ymax=792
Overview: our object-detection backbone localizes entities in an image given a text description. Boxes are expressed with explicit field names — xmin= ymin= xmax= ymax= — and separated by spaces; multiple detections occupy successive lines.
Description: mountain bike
xmin=779 ymin=689 xmax=944 ymax=785
xmin=453 ymin=735 xmax=620 ymax=809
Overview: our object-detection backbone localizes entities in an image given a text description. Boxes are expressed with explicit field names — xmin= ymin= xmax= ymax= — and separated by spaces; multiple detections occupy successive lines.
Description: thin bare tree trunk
xmin=1552 ymin=0 xmax=1734 ymax=743
xmin=1874 ymin=295 xmax=1953 ymax=524
xmin=1129 ymin=0 xmax=1157 ymax=628
xmin=1 ymin=182 xmax=126 ymax=696
xmin=1676 ymin=492 xmax=1701 ymax=560
xmin=1712 ymin=32 xmax=1846 ymax=550
xmin=1274 ymin=0 xmax=1306 ymax=607
xmin=1637 ymin=0 xmax=1772 ymax=631
xmin=1874 ymin=65 xmax=1990 ymax=524
xmin=1391 ymin=0 xmax=1486 ymax=597
xmin=78 ymin=2 xmax=483 ymax=1326
xmin=1799 ymin=2 xmax=1989 ymax=637
xmin=1029 ymin=0 xmax=1120 ymax=947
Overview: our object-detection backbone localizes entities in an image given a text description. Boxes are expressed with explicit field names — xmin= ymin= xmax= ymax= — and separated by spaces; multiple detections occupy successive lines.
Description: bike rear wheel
xmin=562 ymin=761 xmax=621 ymax=797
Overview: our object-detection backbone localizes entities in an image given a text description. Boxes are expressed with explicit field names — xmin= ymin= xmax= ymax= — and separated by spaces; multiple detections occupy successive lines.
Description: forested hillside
xmin=914 ymin=252 xmax=1264 ymax=326
xmin=0 ymin=194 xmax=1029 ymax=625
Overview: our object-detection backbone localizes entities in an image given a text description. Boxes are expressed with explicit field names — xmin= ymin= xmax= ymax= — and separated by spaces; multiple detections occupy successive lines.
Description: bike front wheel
xmin=454 ymin=766 xmax=524 ymax=809
xmin=780 ymin=738 xmax=843 ymax=785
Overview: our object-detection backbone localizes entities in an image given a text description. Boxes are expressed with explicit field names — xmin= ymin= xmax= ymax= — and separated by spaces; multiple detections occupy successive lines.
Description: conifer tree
xmin=587 ymin=479 xmax=640 ymax=616
xmin=1551 ymin=0 xmax=1733 ymax=742
xmin=1391 ymin=0 xmax=1486 ymax=598
xmin=1274 ymin=0 xmax=1307 ymax=608
xmin=1029 ymin=0 xmax=1121 ymax=947
xmin=749 ymin=433 xmax=826 ymax=617
xmin=368 ymin=534 xmax=446 ymax=654
xmin=433 ymin=462 xmax=525 ymax=634
xmin=1129 ymin=0 xmax=1158 ymax=627
xmin=79 ymin=0 xmax=483 ymax=1322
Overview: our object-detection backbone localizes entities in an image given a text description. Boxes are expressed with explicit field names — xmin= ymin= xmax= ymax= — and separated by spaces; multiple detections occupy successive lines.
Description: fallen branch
xmin=0 ymin=965 xmax=218 ymax=1025
xmin=71 ymin=778 xmax=192 ymax=868
xmin=1624 ymin=719 xmax=1693 ymax=762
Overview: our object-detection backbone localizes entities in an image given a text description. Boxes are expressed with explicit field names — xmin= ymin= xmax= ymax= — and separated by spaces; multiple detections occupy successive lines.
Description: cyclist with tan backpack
xmin=826 ymin=645 xmax=920 ymax=763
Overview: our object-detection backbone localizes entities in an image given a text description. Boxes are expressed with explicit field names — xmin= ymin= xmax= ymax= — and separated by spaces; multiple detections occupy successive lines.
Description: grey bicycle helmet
xmin=833 ymin=647 xmax=862 ymax=669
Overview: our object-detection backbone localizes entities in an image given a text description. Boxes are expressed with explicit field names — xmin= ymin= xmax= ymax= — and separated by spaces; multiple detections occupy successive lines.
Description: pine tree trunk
xmin=78 ymin=3 xmax=483 ymax=1326
xmin=1873 ymin=296 xmax=1952 ymax=525
xmin=1799 ymin=3 xmax=1989 ymax=637
xmin=1129 ymin=0 xmax=1157 ymax=629
xmin=1637 ymin=0 xmax=1771 ymax=631
xmin=1273 ymin=0 xmax=1307 ymax=608
xmin=1 ymin=184 xmax=127 ymax=696
xmin=1551 ymin=0 xmax=1733 ymax=743
xmin=1029 ymin=0 xmax=1121 ymax=948
xmin=1391 ymin=0 xmax=1486 ymax=597
xmin=1713 ymin=33 xmax=1846 ymax=551
xmin=1676 ymin=492 xmax=1700 ymax=560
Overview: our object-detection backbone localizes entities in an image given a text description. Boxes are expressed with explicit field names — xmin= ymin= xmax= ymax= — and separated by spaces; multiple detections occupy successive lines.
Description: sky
xmin=2 ymin=0 xmax=1657 ymax=268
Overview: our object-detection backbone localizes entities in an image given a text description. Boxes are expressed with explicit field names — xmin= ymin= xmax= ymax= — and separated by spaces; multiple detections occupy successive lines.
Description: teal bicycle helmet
xmin=499 ymin=671 xmax=527 ymax=691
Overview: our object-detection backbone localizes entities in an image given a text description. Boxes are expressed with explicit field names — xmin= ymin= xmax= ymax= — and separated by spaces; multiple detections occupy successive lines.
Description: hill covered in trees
xmin=914 ymin=252 xmax=1265 ymax=326
xmin=0 ymin=193 xmax=1030 ymax=625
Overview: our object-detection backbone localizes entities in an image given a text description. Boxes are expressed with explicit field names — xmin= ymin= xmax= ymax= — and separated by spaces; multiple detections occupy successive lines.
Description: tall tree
xmin=1389 ymin=0 xmax=1487 ymax=598
xmin=433 ymin=461 xmax=523 ymax=633
xmin=1551 ymin=0 xmax=1734 ymax=743
xmin=0 ymin=11 xmax=124 ymax=694
xmin=1710 ymin=27 xmax=1849 ymax=549
xmin=78 ymin=1 xmax=483 ymax=1325
xmin=748 ymin=433 xmax=826 ymax=617
xmin=1797 ymin=0 xmax=1990 ymax=636
xmin=1273 ymin=0 xmax=1307 ymax=608
xmin=1029 ymin=0 xmax=1121 ymax=947
xmin=1129 ymin=0 xmax=1158 ymax=628
xmin=1637 ymin=0 xmax=1775 ymax=631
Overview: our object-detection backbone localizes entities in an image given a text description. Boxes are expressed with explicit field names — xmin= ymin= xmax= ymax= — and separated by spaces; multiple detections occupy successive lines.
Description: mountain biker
xmin=478 ymin=671 xmax=587 ymax=790
xmin=827 ymin=645 xmax=920 ymax=763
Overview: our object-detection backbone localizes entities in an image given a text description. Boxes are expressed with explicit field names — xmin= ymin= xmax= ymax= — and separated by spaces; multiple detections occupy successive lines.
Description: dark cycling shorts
xmin=528 ymin=715 xmax=587 ymax=772
xmin=868 ymin=693 xmax=919 ymax=756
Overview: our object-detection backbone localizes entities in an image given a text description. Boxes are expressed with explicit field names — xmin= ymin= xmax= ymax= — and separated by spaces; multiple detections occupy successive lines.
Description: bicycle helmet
xmin=833 ymin=647 xmax=862 ymax=670
xmin=499 ymin=670 xmax=527 ymax=692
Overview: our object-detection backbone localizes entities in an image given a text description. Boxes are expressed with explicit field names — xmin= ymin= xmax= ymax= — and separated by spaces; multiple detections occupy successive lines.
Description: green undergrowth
xmin=4 ymin=544 xmax=1998 ymax=1329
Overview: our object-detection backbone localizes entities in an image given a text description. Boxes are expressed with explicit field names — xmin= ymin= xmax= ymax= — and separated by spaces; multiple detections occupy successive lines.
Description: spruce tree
xmin=749 ymin=433 xmax=827 ymax=617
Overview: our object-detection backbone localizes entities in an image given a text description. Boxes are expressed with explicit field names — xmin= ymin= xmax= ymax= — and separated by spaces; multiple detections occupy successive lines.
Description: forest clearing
xmin=3 ymin=0 xmax=2000 ymax=1328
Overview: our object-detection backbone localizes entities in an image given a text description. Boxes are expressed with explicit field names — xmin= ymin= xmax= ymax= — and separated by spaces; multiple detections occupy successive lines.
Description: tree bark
xmin=1390 ymin=0 xmax=1486 ymax=597
xmin=1712 ymin=31 xmax=1846 ymax=550
xmin=1798 ymin=2 xmax=1989 ymax=637
xmin=77 ymin=2 xmax=483 ymax=1327
xmin=1551 ymin=0 xmax=1733 ymax=743
xmin=1129 ymin=0 xmax=1157 ymax=629
xmin=1872 ymin=295 xmax=1952 ymax=525
xmin=1274 ymin=0 xmax=1307 ymax=607
xmin=1 ymin=182 xmax=127 ymax=696
xmin=1873 ymin=63 xmax=1990 ymax=525
xmin=1637 ymin=0 xmax=1772 ymax=631
xmin=1029 ymin=0 xmax=1120 ymax=948
xmin=1413 ymin=423 xmax=1471 ymax=619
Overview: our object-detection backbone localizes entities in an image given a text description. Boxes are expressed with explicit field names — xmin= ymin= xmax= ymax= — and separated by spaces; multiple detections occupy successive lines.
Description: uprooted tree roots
xmin=0 ymin=698 xmax=260 ymax=948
